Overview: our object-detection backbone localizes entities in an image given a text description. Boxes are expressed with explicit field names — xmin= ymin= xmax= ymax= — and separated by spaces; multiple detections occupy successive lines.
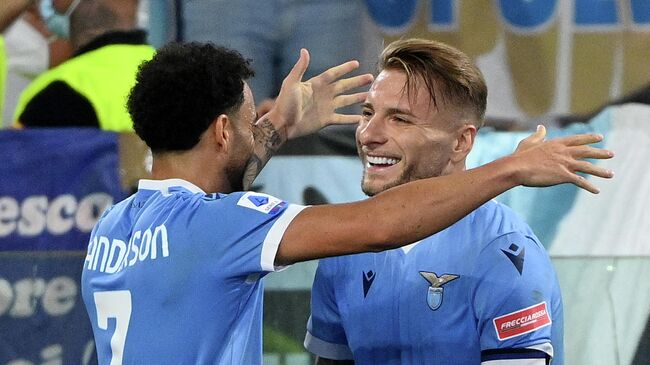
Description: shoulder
xmin=224 ymin=191 xmax=289 ymax=213
xmin=314 ymin=249 xmax=378 ymax=281
xmin=16 ymin=78 xmax=98 ymax=127
xmin=19 ymin=65 xmax=68 ymax=102
xmin=97 ymin=43 xmax=156 ymax=57
xmin=468 ymin=202 xmax=553 ymax=279
xmin=188 ymin=191 xmax=305 ymax=231
xmin=16 ymin=55 xmax=86 ymax=118
xmin=94 ymin=194 xmax=136 ymax=226
xmin=471 ymin=200 xmax=538 ymax=247
xmin=314 ymin=255 xmax=343 ymax=277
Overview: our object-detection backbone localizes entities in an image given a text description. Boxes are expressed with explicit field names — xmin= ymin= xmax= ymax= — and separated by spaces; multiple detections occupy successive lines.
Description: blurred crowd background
xmin=0 ymin=1 xmax=648 ymax=364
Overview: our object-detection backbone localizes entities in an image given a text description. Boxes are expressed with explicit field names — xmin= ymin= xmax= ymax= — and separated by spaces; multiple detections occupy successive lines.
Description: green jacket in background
xmin=14 ymin=43 xmax=155 ymax=131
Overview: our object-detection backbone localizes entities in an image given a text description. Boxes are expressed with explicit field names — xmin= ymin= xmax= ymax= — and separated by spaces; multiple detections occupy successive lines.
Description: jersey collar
xmin=401 ymin=239 xmax=424 ymax=254
xmin=138 ymin=179 xmax=205 ymax=195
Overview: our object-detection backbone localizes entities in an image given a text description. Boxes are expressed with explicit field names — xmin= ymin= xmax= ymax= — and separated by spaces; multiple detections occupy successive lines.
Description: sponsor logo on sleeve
xmin=493 ymin=301 xmax=551 ymax=341
xmin=237 ymin=192 xmax=286 ymax=214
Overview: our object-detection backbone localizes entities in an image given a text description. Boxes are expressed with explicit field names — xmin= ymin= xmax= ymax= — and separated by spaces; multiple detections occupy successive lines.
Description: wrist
xmin=489 ymin=155 xmax=522 ymax=188
xmin=257 ymin=108 xmax=288 ymax=142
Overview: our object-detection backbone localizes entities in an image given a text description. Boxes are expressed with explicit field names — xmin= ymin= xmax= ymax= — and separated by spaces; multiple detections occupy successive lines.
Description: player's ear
xmin=211 ymin=114 xmax=231 ymax=152
xmin=450 ymin=123 xmax=477 ymax=163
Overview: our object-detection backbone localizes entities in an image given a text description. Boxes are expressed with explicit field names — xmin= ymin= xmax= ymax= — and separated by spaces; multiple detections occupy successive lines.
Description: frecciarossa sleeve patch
xmin=493 ymin=301 xmax=551 ymax=341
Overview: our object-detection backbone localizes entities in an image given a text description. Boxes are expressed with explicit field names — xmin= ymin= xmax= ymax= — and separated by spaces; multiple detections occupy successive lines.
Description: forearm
xmin=242 ymin=111 xmax=287 ymax=189
xmin=277 ymin=156 xmax=520 ymax=264
xmin=367 ymin=156 xmax=520 ymax=247
xmin=0 ymin=0 xmax=34 ymax=32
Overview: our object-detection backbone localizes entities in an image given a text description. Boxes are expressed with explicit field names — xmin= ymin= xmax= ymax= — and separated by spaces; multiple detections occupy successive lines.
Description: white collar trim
xmin=400 ymin=239 xmax=423 ymax=254
xmin=138 ymin=179 xmax=206 ymax=195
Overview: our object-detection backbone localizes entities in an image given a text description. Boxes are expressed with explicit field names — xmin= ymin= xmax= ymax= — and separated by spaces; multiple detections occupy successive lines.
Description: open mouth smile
xmin=366 ymin=155 xmax=400 ymax=168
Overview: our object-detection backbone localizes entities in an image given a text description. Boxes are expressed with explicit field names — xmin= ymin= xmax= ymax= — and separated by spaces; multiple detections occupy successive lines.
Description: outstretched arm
xmin=242 ymin=49 xmax=372 ymax=189
xmin=276 ymin=126 xmax=614 ymax=265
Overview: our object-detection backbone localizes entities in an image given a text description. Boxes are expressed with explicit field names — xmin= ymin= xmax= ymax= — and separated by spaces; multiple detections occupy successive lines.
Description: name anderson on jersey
xmin=84 ymin=224 xmax=170 ymax=274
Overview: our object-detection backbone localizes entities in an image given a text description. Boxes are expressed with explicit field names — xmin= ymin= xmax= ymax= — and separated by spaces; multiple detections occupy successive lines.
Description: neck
xmin=150 ymin=151 xmax=233 ymax=194
xmin=441 ymin=161 xmax=467 ymax=176
xmin=71 ymin=0 xmax=138 ymax=51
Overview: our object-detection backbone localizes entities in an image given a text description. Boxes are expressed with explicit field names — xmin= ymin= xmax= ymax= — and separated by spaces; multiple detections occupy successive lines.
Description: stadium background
xmin=1 ymin=1 xmax=648 ymax=364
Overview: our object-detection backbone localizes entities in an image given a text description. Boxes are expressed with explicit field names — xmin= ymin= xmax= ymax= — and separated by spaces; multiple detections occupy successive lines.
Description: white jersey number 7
xmin=93 ymin=290 xmax=132 ymax=365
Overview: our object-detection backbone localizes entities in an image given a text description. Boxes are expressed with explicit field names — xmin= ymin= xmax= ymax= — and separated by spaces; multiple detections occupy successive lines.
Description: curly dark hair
xmin=128 ymin=42 xmax=254 ymax=152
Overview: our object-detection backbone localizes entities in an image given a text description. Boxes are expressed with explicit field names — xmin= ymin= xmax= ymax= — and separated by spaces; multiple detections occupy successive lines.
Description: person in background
xmin=0 ymin=0 xmax=35 ymax=127
xmin=305 ymin=38 xmax=579 ymax=365
xmin=14 ymin=0 xmax=154 ymax=131
xmin=180 ymin=0 xmax=380 ymax=119
xmin=81 ymin=41 xmax=612 ymax=364
xmin=1 ymin=0 xmax=73 ymax=126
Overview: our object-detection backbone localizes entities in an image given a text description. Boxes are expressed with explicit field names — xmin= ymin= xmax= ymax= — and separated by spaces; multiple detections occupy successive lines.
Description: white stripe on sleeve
xmin=304 ymin=331 xmax=354 ymax=360
xmin=260 ymin=204 xmax=306 ymax=272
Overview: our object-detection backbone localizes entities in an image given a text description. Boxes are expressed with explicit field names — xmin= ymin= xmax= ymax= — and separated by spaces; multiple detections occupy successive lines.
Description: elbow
xmin=363 ymin=213 xmax=424 ymax=252
xmin=364 ymin=224 xmax=405 ymax=252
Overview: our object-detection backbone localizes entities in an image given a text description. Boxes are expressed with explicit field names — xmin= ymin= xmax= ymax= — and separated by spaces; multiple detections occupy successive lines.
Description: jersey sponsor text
xmin=493 ymin=301 xmax=552 ymax=341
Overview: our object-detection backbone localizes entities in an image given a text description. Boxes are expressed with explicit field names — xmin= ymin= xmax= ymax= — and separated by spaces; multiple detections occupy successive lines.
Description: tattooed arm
xmin=242 ymin=116 xmax=286 ymax=189
xmin=242 ymin=49 xmax=373 ymax=189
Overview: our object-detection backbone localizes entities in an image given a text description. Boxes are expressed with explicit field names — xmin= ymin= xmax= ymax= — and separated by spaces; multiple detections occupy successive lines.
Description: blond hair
xmin=379 ymin=38 xmax=487 ymax=127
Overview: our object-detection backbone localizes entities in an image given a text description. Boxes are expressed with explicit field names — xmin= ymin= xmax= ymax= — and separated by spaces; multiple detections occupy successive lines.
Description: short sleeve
xmin=472 ymin=231 xmax=559 ymax=362
xmin=304 ymin=259 xmax=354 ymax=360
xmin=194 ymin=191 xmax=306 ymax=276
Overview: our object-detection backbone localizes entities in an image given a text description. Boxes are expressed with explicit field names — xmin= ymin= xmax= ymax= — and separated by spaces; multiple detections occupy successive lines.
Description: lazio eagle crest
xmin=419 ymin=272 xmax=459 ymax=311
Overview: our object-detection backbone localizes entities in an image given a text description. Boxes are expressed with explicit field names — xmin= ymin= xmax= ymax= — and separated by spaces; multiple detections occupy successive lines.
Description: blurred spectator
xmin=0 ymin=0 xmax=34 ymax=31
xmin=0 ymin=0 xmax=55 ymax=127
xmin=180 ymin=0 xmax=381 ymax=116
xmin=2 ymin=3 xmax=73 ymax=127
xmin=556 ymin=82 xmax=650 ymax=127
xmin=13 ymin=0 xmax=155 ymax=131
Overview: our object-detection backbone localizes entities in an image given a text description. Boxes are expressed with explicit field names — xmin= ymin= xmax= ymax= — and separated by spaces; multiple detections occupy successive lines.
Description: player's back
xmin=81 ymin=179 xmax=290 ymax=364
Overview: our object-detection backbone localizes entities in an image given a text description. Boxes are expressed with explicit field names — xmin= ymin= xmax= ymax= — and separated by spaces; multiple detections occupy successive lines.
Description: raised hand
xmin=243 ymin=50 xmax=374 ymax=189
xmin=267 ymin=48 xmax=374 ymax=139
xmin=510 ymin=125 xmax=615 ymax=193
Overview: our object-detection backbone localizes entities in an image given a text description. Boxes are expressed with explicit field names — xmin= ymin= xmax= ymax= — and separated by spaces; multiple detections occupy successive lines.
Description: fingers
xmin=558 ymin=132 xmax=604 ymax=147
xmin=333 ymin=74 xmax=374 ymax=94
xmin=567 ymin=156 xmax=615 ymax=194
xmin=536 ymin=124 xmax=547 ymax=137
xmin=515 ymin=125 xmax=547 ymax=152
xmin=313 ymin=60 xmax=361 ymax=84
xmin=284 ymin=48 xmax=310 ymax=85
xmin=334 ymin=92 xmax=368 ymax=109
xmin=569 ymin=145 xmax=615 ymax=160
xmin=521 ymin=125 xmax=547 ymax=144
xmin=330 ymin=114 xmax=363 ymax=125
xmin=571 ymin=175 xmax=600 ymax=194
xmin=570 ymin=160 xmax=614 ymax=179
xmin=324 ymin=91 xmax=371 ymax=126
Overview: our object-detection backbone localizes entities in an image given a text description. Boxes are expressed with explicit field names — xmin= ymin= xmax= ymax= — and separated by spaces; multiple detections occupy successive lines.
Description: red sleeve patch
xmin=493 ymin=301 xmax=551 ymax=341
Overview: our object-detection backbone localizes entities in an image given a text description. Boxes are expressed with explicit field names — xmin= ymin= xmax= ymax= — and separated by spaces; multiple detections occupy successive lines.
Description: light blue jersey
xmin=81 ymin=179 xmax=305 ymax=364
xmin=305 ymin=200 xmax=563 ymax=365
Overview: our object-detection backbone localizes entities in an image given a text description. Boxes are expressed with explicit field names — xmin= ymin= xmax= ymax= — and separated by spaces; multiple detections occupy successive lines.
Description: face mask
xmin=39 ymin=0 xmax=82 ymax=39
